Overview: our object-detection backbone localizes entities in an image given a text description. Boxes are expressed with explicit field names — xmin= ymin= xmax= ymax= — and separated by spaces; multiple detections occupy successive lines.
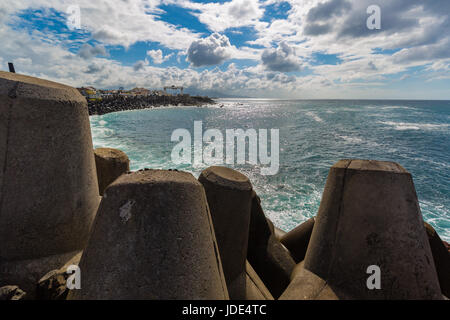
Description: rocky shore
xmin=87 ymin=94 xmax=215 ymax=116
xmin=1 ymin=71 xmax=449 ymax=300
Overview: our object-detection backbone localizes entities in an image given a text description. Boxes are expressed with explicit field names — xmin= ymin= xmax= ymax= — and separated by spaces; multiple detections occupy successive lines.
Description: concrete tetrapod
xmin=247 ymin=191 xmax=296 ymax=299
xmin=281 ymin=159 xmax=442 ymax=300
xmin=94 ymin=147 xmax=130 ymax=195
xmin=0 ymin=72 xmax=99 ymax=294
xmin=424 ymin=222 xmax=450 ymax=298
xmin=280 ymin=217 xmax=315 ymax=263
xmin=198 ymin=166 xmax=253 ymax=299
xmin=245 ymin=261 xmax=274 ymax=300
xmin=69 ymin=169 xmax=228 ymax=299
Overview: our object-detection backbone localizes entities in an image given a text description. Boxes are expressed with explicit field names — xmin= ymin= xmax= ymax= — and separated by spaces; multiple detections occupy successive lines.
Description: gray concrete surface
xmin=198 ymin=166 xmax=253 ymax=299
xmin=247 ymin=191 xmax=296 ymax=299
xmin=0 ymin=71 xmax=99 ymax=292
xmin=94 ymin=147 xmax=130 ymax=195
xmin=302 ymin=159 xmax=442 ymax=299
xmin=69 ymin=169 xmax=228 ymax=299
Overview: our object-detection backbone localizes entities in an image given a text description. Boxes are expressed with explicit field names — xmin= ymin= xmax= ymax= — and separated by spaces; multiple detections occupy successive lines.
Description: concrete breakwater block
xmin=266 ymin=217 xmax=287 ymax=241
xmin=247 ymin=192 xmax=296 ymax=299
xmin=424 ymin=222 xmax=450 ymax=298
xmin=69 ymin=170 xmax=228 ymax=299
xmin=198 ymin=166 xmax=253 ymax=299
xmin=245 ymin=261 xmax=274 ymax=300
xmin=280 ymin=263 xmax=339 ymax=300
xmin=94 ymin=147 xmax=130 ymax=195
xmin=280 ymin=217 xmax=315 ymax=263
xmin=285 ymin=159 xmax=442 ymax=299
xmin=274 ymin=226 xmax=287 ymax=241
xmin=0 ymin=72 xmax=99 ymax=293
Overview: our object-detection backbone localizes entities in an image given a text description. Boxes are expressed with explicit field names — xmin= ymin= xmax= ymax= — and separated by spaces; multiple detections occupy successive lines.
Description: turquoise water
xmin=90 ymin=99 xmax=450 ymax=241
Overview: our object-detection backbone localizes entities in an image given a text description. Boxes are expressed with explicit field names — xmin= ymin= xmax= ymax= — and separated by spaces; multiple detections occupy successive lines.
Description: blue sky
xmin=0 ymin=0 xmax=449 ymax=99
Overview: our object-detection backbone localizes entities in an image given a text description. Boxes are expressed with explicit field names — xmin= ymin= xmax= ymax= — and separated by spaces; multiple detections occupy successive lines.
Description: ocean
xmin=90 ymin=99 xmax=450 ymax=241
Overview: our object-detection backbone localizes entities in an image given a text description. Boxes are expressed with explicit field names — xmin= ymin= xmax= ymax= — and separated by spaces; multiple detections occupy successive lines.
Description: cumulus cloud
xmin=179 ymin=0 xmax=265 ymax=32
xmin=78 ymin=44 xmax=107 ymax=59
xmin=393 ymin=38 xmax=450 ymax=63
xmin=2 ymin=0 xmax=200 ymax=50
xmin=187 ymin=33 xmax=233 ymax=67
xmin=85 ymin=63 xmax=104 ymax=74
xmin=147 ymin=49 xmax=173 ymax=64
xmin=261 ymin=41 xmax=302 ymax=72
xmin=133 ymin=59 xmax=148 ymax=71
xmin=306 ymin=0 xmax=352 ymax=22
xmin=1 ymin=0 xmax=450 ymax=99
xmin=304 ymin=23 xmax=332 ymax=36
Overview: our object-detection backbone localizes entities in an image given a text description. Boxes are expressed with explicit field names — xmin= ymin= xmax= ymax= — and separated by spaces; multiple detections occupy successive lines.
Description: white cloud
xmin=187 ymin=33 xmax=233 ymax=67
xmin=177 ymin=0 xmax=266 ymax=32
xmin=1 ymin=0 xmax=200 ymax=50
xmin=133 ymin=59 xmax=148 ymax=71
xmin=261 ymin=41 xmax=303 ymax=72
xmin=78 ymin=43 xmax=107 ymax=59
xmin=1 ymin=0 xmax=449 ymax=99
xmin=146 ymin=49 xmax=173 ymax=64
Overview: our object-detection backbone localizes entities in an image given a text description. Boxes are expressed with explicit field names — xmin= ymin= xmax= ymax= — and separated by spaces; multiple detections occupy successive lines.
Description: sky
xmin=0 ymin=0 xmax=449 ymax=99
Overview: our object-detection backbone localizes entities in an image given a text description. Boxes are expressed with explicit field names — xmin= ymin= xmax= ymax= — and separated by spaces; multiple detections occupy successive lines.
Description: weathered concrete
xmin=0 ymin=72 xmax=100 ymax=292
xmin=280 ymin=217 xmax=315 ymax=263
xmin=94 ymin=147 xmax=130 ymax=195
xmin=266 ymin=217 xmax=288 ymax=241
xmin=266 ymin=217 xmax=275 ymax=235
xmin=298 ymin=159 xmax=442 ymax=299
xmin=280 ymin=263 xmax=338 ymax=300
xmin=245 ymin=260 xmax=274 ymax=300
xmin=198 ymin=166 xmax=253 ymax=299
xmin=424 ymin=222 xmax=450 ymax=297
xmin=247 ymin=191 xmax=296 ymax=299
xmin=274 ymin=226 xmax=287 ymax=241
xmin=69 ymin=170 xmax=228 ymax=299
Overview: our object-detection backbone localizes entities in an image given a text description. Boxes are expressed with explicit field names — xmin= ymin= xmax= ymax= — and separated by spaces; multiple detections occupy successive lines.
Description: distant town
xmin=77 ymin=85 xmax=185 ymax=102
xmin=79 ymin=85 xmax=215 ymax=116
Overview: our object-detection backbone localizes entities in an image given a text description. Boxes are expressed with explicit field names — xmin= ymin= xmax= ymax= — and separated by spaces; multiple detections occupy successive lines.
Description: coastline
xmin=87 ymin=94 xmax=215 ymax=116
xmin=89 ymin=99 xmax=450 ymax=242
xmin=1 ymin=72 xmax=449 ymax=301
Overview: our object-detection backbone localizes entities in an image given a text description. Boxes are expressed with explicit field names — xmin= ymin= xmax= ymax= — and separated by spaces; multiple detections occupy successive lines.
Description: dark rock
xmin=0 ymin=285 xmax=27 ymax=300
xmin=87 ymin=94 xmax=215 ymax=116
xmin=36 ymin=269 xmax=69 ymax=300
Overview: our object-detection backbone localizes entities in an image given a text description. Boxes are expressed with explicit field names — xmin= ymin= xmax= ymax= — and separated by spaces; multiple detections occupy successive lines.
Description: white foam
xmin=379 ymin=121 xmax=449 ymax=131
xmin=337 ymin=135 xmax=363 ymax=144
xmin=305 ymin=111 xmax=323 ymax=123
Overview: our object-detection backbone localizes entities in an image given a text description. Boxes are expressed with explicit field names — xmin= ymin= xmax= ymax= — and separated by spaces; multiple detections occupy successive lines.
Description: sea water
xmin=90 ymin=99 xmax=450 ymax=241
